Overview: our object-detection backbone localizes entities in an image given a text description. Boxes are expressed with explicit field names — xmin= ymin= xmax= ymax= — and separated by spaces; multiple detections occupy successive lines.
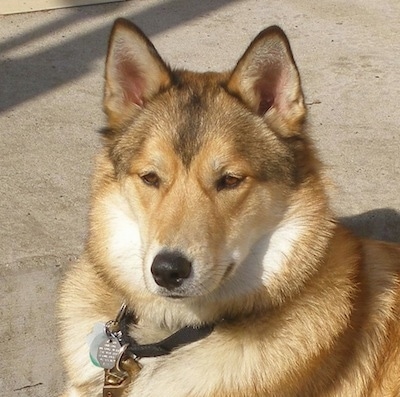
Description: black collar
xmin=119 ymin=311 xmax=214 ymax=358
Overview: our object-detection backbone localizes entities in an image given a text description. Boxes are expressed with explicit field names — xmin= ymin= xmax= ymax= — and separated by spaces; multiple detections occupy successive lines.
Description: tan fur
xmin=58 ymin=19 xmax=400 ymax=396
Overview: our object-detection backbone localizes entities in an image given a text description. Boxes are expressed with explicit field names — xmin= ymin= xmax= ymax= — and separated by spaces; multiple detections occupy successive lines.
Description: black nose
xmin=151 ymin=251 xmax=192 ymax=290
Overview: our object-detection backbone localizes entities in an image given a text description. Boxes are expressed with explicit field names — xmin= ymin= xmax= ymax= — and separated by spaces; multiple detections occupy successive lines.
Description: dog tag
xmin=97 ymin=337 xmax=122 ymax=369
xmin=88 ymin=322 xmax=121 ymax=369
xmin=88 ymin=323 xmax=109 ymax=367
xmin=88 ymin=305 xmax=127 ymax=369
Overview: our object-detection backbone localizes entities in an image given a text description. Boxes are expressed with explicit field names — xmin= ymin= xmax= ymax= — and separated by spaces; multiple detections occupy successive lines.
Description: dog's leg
xmin=58 ymin=259 xmax=123 ymax=397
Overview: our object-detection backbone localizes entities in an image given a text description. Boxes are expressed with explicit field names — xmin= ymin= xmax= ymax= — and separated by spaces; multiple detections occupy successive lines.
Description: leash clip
xmin=103 ymin=369 xmax=131 ymax=397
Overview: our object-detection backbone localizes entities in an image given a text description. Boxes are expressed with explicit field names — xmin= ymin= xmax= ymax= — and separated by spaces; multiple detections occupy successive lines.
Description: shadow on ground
xmin=0 ymin=0 xmax=239 ymax=112
xmin=341 ymin=208 xmax=400 ymax=243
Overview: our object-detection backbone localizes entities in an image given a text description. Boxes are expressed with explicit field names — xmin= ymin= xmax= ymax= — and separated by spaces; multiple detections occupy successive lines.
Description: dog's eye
xmin=140 ymin=172 xmax=160 ymax=187
xmin=216 ymin=174 xmax=243 ymax=191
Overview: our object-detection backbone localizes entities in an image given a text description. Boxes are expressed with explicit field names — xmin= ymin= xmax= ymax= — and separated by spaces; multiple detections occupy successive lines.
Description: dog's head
xmin=89 ymin=19 xmax=326 ymax=309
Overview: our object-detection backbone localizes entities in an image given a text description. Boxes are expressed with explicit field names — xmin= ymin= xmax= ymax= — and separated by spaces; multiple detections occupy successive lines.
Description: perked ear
xmin=227 ymin=26 xmax=306 ymax=137
xmin=104 ymin=19 xmax=171 ymax=128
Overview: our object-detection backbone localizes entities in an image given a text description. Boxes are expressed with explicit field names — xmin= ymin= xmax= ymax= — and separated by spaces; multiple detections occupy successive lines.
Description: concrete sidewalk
xmin=1 ymin=0 xmax=399 ymax=395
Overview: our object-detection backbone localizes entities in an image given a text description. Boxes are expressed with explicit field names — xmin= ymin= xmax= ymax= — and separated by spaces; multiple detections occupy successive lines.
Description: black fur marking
xmin=173 ymin=91 xmax=205 ymax=168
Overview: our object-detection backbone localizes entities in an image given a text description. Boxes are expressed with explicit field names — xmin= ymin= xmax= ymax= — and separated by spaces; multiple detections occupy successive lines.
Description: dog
xmin=58 ymin=18 xmax=400 ymax=396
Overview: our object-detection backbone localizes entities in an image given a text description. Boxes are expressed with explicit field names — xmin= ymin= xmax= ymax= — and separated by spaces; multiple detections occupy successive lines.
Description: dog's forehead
xmin=116 ymin=73 xmax=295 ymax=182
xmin=161 ymin=85 xmax=293 ymax=179
xmin=128 ymin=77 xmax=245 ymax=167
xmin=171 ymin=89 xmax=208 ymax=168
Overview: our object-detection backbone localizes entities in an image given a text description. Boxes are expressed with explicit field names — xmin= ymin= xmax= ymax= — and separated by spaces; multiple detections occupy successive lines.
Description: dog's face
xmin=90 ymin=19 xmax=310 ymax=303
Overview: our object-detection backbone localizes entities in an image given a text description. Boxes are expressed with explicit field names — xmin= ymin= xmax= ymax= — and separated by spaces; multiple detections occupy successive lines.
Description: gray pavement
xmin=1 ymin=0 xmax=399 ymax=395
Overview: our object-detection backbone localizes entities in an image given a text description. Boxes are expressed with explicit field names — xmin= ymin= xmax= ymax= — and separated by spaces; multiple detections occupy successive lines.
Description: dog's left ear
xmin=227 ymin=26 xmax=306 ymax=137
xmin=104 ymin=19 xmax=171 ymax=128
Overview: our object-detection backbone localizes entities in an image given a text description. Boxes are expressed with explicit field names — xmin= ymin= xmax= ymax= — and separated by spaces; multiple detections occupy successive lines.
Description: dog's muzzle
xmin=151 ymin=251 xmax=192 ymax=290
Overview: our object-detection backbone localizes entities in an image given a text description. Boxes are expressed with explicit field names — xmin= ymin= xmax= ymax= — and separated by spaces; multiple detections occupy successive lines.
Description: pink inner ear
xmin=255 ymin=63 xmax=287 ymax=115
xmin=118 ymin=59 xmax=146 ymax=107
xmin=256 ymin=81 xmax=275 ymax=114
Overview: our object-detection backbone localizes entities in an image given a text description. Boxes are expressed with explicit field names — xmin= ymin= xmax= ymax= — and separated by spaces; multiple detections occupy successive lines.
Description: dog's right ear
xmin=227 ymin=26 xmax=306 ymax=137
xmin=104 ymin=19 xmax=171 ymax=128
